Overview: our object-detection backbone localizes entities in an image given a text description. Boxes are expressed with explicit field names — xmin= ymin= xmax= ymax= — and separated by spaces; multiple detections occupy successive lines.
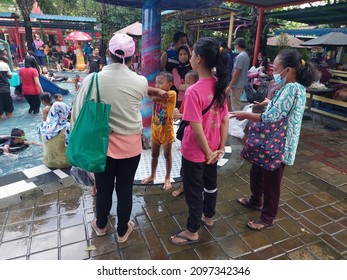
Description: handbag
xmin=245 ymin=79 xmax=269 ymax=104
xmin=240 ymin=119 xmax=287 ymax=171
xmin=176 ymin=97 xmax=215 ymax=141
xmin=66 ymin=73 xmax=111 ymax=173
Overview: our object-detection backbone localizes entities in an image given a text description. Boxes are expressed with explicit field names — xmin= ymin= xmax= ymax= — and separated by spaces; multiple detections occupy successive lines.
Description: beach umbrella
xmin=267 ymin=33 xmax=305 ymax=48
xmin=114 ymin=21 xmax=142 ymax=36
xmin=300 ymin=32 xmax=347 ymax=46
xmin=65 ymin=31 xmax=92 ymax=41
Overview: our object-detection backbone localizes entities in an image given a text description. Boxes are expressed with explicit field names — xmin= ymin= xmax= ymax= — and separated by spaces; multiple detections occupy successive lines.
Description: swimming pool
xmin=0 ymin=72 xmax=80 ymax=176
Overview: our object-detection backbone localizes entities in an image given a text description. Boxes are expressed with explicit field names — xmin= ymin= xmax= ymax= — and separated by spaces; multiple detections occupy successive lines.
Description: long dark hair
xmin=194 ymin=37 xmax=228 ymax=108
xmin=24 ymin=55 xmax=40 ymax=74
xmin=277 ymin=49 xmax=319 ymax=87
xmin=176 ymin=45 xmax=192 ymax=79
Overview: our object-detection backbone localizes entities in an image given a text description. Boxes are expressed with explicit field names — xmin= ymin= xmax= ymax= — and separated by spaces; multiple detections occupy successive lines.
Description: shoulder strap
xmin=85 ymin=73 xmax=101 ymax=103
xmin=202 ymin=97 xmax=215 ymax=115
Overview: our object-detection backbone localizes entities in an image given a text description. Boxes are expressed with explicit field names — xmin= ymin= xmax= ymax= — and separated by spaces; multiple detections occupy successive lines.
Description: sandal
xmin=169 ymin=231 xmax=200 ymax=246
xmin=247 ymin=219 xmax=273 ymax=230
xmin=117 ymin=221 xmax=135 ymax=243
xmin=237 ymin=197 xmax=262 ymax=211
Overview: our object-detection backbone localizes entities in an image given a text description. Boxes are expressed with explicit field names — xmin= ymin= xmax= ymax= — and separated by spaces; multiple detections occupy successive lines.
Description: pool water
xmin=0 ymin=72 xmax=83 ymax=176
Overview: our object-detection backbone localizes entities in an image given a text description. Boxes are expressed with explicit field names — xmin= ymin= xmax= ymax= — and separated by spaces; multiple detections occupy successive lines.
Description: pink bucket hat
xmin=109 ymin=33 xmax=135 ymax=59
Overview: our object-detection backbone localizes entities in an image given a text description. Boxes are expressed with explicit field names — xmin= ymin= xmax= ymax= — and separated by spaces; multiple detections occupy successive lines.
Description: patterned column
xmin=141 ymin=0 xmax=161 ymax=139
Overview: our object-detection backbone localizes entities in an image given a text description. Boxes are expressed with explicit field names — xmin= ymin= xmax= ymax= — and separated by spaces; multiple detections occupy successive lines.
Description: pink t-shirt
xmin=181 ymin=77 xmax=228 ymax=163
xmin=19 ymin=67 xmax=39 ymax=95
xmin=107 ymin=133 xmax=142 ymax=159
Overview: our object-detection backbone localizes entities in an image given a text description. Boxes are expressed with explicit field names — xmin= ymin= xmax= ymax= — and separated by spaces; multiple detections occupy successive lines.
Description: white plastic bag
xmin=228 ymin=104 xmax=253 ymax=139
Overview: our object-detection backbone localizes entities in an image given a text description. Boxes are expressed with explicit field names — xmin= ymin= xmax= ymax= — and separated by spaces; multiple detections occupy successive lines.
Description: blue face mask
xmin=232 ymin=49 xmax=238 ymax=55
xmin=273 ymin=68 xmax=287 ymax=85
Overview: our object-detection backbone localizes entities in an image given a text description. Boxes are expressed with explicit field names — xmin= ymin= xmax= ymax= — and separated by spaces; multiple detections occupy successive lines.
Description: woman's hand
xmin=229 ymin=111 xmax=250 ymax=121
xmin=253 ymin=97 xmax=270 ymax=108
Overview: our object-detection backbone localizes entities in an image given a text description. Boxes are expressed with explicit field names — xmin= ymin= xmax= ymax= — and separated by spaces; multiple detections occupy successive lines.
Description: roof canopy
xmin=275 ymin=28 xmax=347 ymax=38
xmin=266 ymin=2 xmax=347 ymax=25
xmin=95 ymin=0 xmax=223 ymax=9
xmin=224 ymin=0 xmax=319 ymax=9
xmin=0 ymin=12 xmax=18 ymax=19
xmin=30 ymin=13 xmax=97 ymax=23
xmin=300 ymin=32 xmax=347 ymax=46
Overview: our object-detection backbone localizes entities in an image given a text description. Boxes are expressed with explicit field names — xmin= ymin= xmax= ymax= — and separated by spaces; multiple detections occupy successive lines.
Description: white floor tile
xmin=22 ymin=165 xmax=52 ymax=178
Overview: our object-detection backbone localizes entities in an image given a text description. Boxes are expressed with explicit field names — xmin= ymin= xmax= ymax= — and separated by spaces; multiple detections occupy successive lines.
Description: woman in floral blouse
xmin=231 ymin=49 xmax=319 ymax=230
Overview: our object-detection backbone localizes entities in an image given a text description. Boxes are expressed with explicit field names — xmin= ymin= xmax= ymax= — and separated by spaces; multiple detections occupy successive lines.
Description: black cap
xmin=232 ymin=37 xmax=245 ymax=48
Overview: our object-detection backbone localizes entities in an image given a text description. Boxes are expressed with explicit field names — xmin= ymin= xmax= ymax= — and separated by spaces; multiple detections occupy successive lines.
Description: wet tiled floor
xmin=0 ymin=118 xmax=346 ymax=260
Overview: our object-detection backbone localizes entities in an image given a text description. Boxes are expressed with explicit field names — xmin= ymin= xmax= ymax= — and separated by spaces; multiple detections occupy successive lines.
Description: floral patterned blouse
xmin=261 ymin=82 xmax=306 ymax=165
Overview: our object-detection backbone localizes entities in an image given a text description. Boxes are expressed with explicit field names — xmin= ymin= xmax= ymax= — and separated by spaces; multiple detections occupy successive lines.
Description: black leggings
xmin=24 ymin=94 xmax=41 ymax=114
xmin=94 ymin=154 xmax=141 ymax=236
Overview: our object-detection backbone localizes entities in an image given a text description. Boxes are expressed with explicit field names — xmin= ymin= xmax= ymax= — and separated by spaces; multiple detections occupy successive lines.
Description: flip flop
xmin=237 ymin=197 xmax=262 ymax=211
xmin=247 ymin=219 xmax=273 ymax=230
xmin=169 ymin=232 xmax=200 ymax=246
xmin=117 ymin=221 xmax=135 ymax=243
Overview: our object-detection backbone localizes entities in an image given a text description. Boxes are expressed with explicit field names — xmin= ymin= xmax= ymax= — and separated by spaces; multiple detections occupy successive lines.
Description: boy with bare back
xmin=141 ymin=71 xmax=176 ymax=189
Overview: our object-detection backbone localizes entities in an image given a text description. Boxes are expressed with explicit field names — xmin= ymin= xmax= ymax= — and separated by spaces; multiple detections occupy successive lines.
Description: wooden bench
xmin=306 ymin=69 xmax=347 ymax=124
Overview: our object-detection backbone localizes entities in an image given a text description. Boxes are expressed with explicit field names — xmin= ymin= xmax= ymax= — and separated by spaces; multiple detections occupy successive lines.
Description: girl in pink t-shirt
xmin=169 ymin=37 xmax=229 ymax=246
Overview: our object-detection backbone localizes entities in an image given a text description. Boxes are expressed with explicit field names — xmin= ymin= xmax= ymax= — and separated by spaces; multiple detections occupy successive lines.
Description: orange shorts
xmin=151 ymin=130 xmax=174 ymax=146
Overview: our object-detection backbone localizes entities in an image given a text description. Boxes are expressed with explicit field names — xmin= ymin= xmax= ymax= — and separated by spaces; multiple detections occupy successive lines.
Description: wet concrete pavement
xmin=0 ymin=118 xmax=346 ymax=260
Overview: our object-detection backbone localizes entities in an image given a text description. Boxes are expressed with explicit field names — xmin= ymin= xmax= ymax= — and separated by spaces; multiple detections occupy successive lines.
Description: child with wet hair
xmin=141 ymin=71 xmax=177 ymax=190
xmin=1 ymin=128 xmax=41 ymax=154
xmin=39 ymin=92 xmax=52 ymax=121
xmin=54 ymin=93 xmax=63 ymax=102
xmin=72 ymin=75 xmax=81 ymax=91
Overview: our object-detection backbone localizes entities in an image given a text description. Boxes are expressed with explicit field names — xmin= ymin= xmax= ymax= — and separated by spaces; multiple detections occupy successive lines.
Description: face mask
xmin=232 ymin=49 xmax=238 ymax=55
xmin=258 ymin=57 xmax=262 ymax=61
xmin=273 ymin=68 xmax=288 ymax=85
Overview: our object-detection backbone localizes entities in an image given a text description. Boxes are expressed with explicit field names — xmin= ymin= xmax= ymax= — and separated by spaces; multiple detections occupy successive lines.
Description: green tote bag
xmin=66 ymin=73 xmax=111 ymax=173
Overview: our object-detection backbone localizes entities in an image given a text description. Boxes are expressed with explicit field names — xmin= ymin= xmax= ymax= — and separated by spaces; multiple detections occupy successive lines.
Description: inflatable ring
xmin=0 ymin=135 xmax=29 ymax=154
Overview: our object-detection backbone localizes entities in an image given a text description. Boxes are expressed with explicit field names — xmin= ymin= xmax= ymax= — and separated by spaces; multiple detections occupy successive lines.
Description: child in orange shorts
xmin=141 ymin=71 xmax=176 ymax=190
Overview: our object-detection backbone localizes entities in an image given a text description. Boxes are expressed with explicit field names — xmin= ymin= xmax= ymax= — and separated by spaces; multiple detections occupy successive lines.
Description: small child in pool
xmin=54 ymin=93 xmax=63 ymax=102
xmin=0 ymin=128 xmax=41 ymax=154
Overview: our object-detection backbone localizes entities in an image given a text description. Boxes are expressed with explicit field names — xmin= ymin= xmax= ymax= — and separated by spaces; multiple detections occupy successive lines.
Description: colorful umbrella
xmin=65 ymin=31 xmax=92 ymax=41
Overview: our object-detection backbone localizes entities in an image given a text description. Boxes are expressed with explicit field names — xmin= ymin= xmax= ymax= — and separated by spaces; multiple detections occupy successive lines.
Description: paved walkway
xmin=0 ymin=118 xmax=346 ymax=260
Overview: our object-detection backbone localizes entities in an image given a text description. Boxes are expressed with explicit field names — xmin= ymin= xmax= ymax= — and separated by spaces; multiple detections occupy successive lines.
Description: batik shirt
xmin=261 ymin=82 xmax=306 ymax=166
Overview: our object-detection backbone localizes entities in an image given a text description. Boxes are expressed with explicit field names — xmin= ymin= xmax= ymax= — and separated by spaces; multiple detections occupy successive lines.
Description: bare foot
xmin=163 ymin=178 xmax=172 ymax=190
xmin=172 ymin=186 xmax=184 ymax=197
xmin=141 ymin=175 xmax=155 ymax=184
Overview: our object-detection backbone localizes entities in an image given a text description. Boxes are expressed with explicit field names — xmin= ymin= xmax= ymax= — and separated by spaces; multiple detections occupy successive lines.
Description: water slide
xmin=39 ymin=75 xmax=70 ymax=95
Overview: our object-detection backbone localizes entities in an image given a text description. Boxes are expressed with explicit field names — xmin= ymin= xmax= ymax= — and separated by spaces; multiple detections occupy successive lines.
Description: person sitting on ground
xmin=1 ymin=128 xmax=41 ymax=154
xmin=141 ymin=71 xmax=176 ymax=190
xmin=39 ymin=92 xmax=53 ymax=121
